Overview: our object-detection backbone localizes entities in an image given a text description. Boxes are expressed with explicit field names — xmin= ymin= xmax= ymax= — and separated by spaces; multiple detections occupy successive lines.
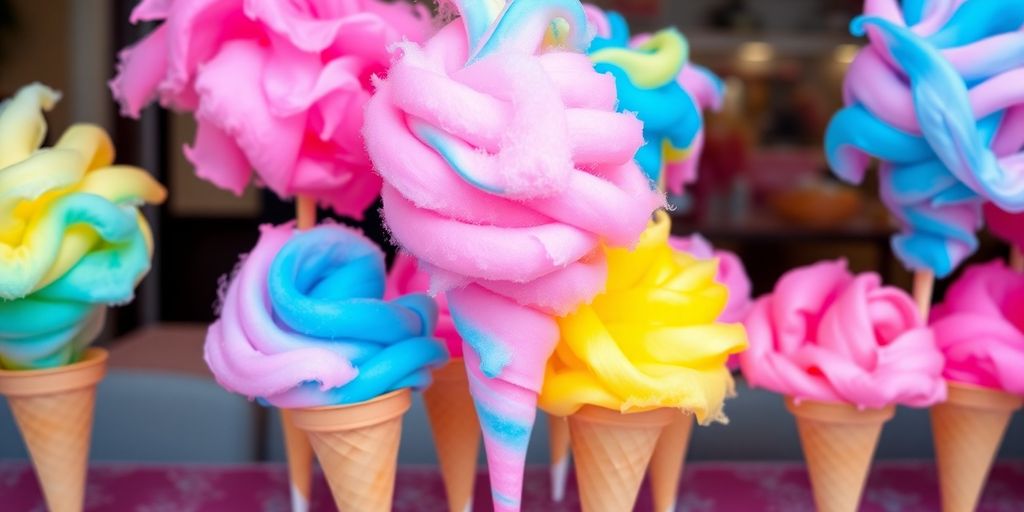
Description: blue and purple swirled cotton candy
xmin=826 ymin=0 xmax=1024 ymax=278
xmin=204 ymin=223 xmax=448 ymax=408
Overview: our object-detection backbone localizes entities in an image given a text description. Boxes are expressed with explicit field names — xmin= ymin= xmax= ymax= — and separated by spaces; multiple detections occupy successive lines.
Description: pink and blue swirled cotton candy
xmin=584 ymin=4 xmax=723 ymax=193
xmin=363 ymin=1 xmax=660 ymax=509
xmin=0 ymin=84 xmax=166 ymax=370
xmin=826 ymin=0 xmax=1024 ymax=278
xmin=204 ymin=223 xmax=447 ymax=408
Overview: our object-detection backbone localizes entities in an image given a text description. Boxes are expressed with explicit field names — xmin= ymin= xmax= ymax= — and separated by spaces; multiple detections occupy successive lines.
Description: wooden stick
xmin=1011 ymin=246 xmax=1024 ymax=273
xmin=285 ymin=194 xmax=316 ymax=510
xmin=913 ymin=270 xmax=934 ymax=320
xmin=296 ymin=195 xmax=316 ymax=231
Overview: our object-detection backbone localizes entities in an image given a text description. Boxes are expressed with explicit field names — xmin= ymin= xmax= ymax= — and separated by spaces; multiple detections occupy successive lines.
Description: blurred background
xmin=0 ymin=0 xmax=1020 ymax=466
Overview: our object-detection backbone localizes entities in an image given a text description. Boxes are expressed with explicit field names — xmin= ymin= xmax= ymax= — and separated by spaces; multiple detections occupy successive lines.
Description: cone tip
xmin=290 ymin=484 xmax=310 ymax=512
xmin=551 ymin=457 xmax=570 ymax=502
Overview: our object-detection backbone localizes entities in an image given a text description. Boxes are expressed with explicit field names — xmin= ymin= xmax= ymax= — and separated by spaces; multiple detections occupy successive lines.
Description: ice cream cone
xmin=548 ymin=414 xmax=571 ymax=502
xmin=422 ymin=359 xmax=480 ymax=512
xmin=0 ymin=347 xmax=108 ymax=512
xmin=568 ymin=405 xmax=676 ymax=512
xmin=785 ymin=398 xmax=894 ymax=512
xmin=648 ymin=412 xmax=694 ymax=512
xmin=287 ymin=388 xmax=411 ymax=512
xmin=280 ymin=409 xmax=314 ymax=512
xmin=931 ymin=381 xmax=1023 ymax=512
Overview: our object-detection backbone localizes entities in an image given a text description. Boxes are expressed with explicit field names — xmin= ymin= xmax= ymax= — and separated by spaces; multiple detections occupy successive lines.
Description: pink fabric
xmin=3 ymin=462 xmax=1023 ymax=511
xmin=386 ymin=253 xmax=462 ymax=358
xmin=110 ymin=0 xmax=434 ymax=218
xmin=930 ymin=261 xmax=1024 ymax=394
xmin=740 ymin=260 xmax=946 ymax=408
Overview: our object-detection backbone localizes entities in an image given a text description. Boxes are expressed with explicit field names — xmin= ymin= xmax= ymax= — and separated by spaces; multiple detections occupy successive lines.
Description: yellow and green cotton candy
xmin=0 ymin=83 xmax=166 ymax=369
xmin=539 ymin=212 xmax=747 ymax=424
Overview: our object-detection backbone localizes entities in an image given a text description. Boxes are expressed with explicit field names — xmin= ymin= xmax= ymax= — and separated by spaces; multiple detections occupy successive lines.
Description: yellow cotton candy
xmin=664 ymin=141 xmax=693 ymax=165
xmin=590 ymin=29 xmax=689 ymax=89
xmin=0 ymin=83 xmax=61 ymax=169
xmin=539 ymin=211 xmax=747 ymax=424
xmin=0 ymin=83 xmax=166 ymax=299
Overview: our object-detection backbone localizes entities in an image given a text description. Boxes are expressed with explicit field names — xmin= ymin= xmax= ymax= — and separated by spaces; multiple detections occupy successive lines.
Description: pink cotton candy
xmin=386 ymin=253 xmax=462 ymax=358
xmin=984 ymin=203 xmax=1024 ymax=251
xmin=110 ymin=0 xmax=434 ymax=219
xmin=366 ymin=25 xmax=660 ymax=310
xmin=930 ymin=261 xmax=1024 ymax=395
xmin=363 ymin=3 xmax=660 ymax=509
xmin=740 ymin=260 xmax=946 ymax=408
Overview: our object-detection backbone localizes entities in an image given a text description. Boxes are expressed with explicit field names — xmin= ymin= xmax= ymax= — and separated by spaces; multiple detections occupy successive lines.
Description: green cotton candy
xmin=0 ymin=83 xmax=166 ymax=370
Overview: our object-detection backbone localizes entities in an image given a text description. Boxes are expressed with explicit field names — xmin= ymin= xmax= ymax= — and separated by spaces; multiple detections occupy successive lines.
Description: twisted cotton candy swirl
xmin=204 ymin=223 xmax=447 ymax=408
xmin=931 ymin=261 xmax=1024 ymax=394
xmin=827 ymin=0 xmax=1024 ymax=277
xmin=386 ymin=253 xmax=462 ymax=358
xmin=668 ymin=234 xmax=752 ymax=324
xmin=540 ymin=213 xmax=746 ymax=422
xmin=0 ymin=84 xmax=165 ymax=369
xmin=741 ymin=260 xmax=946 ymax=408
xmin=111 ymin=0 xmax=433 ymax=218
xmin=584 ymin=4 xmax=723 ymax=193
xmin=364 ymin=1 xmax=660 ymax=509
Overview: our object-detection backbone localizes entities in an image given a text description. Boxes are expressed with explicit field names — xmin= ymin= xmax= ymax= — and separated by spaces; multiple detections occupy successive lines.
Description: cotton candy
xmin=0 ymin=83 xmax=166 ymax=369
xmin=984 ymin=203 xmax=1024 ymax=251
xmin=204 ymin=223 xmax=447 ymax=408
xmin=826 ymin=0 xmax=1024 ymax=277
xmin=386 ymin=253 xmax=462 ymax=358
xmin=668 ymin=234 xmax=752 ymax=324
xmin=930 ymin=260 xmax=1024 ymax=395
xmin=540 ymin=213 xmax=747 ymax=423
xmin=363 ymin=1 xmax=660 ymax=509
xmin=110 ymin=0 xmax=434 ymax=218
xmin=584 ymin=4 xmax=723 ymax=193
xmin=741 ymin=260 xmax=946 ymax=408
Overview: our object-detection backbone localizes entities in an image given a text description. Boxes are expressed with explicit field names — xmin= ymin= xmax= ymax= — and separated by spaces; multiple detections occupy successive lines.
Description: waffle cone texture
xmin=287 ymin=388 xmax=411 ymax=512
xmin=648 ymin=412 xmax=694 ymax=512
xmin=931 ymin=381 xmax=1022 ymax=512
xmin=280 ymin=409 xmax=314 ymax=512
xmin=0 ymin=347 xmax=108 ymax=512
xmin=786 ymin=398 xmax=894 ymax=512
xmin=422 ymin=359 xmax=480 ymax=512
xmin=568 ymin=405 xmax=676 ymax=512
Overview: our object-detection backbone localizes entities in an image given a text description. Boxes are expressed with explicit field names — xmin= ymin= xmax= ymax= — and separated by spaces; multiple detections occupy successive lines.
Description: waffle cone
xmin=548 ymin=414 xmax=571 ymax=502
xmin=568 ymin=405 xmax=676 ymax=512
xmin=0 ymin=348 xmax=108 ymax=512
xmin=931 ymin=381 xmax=1022 ymax=512
xmin=288 ymin=389 xmax=411 ymax=512
xmin=422 ymin=359 xmax=479 ymax=512
xmin=280 ymin=409 xmax=314 ymax=512
xmin=785 ymin=398 xmax=894 ymax=512
xmin=648 ymin=412 xmax=693 ymax=512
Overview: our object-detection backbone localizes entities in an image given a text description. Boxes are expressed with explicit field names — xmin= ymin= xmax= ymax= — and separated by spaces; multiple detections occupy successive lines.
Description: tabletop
xmin=2 ymin=461 xmax=1022 ymax=511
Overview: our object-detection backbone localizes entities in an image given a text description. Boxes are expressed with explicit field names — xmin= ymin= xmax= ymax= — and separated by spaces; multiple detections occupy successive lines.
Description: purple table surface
xmin=1 ymin=461 xmax=1022 ymax=511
